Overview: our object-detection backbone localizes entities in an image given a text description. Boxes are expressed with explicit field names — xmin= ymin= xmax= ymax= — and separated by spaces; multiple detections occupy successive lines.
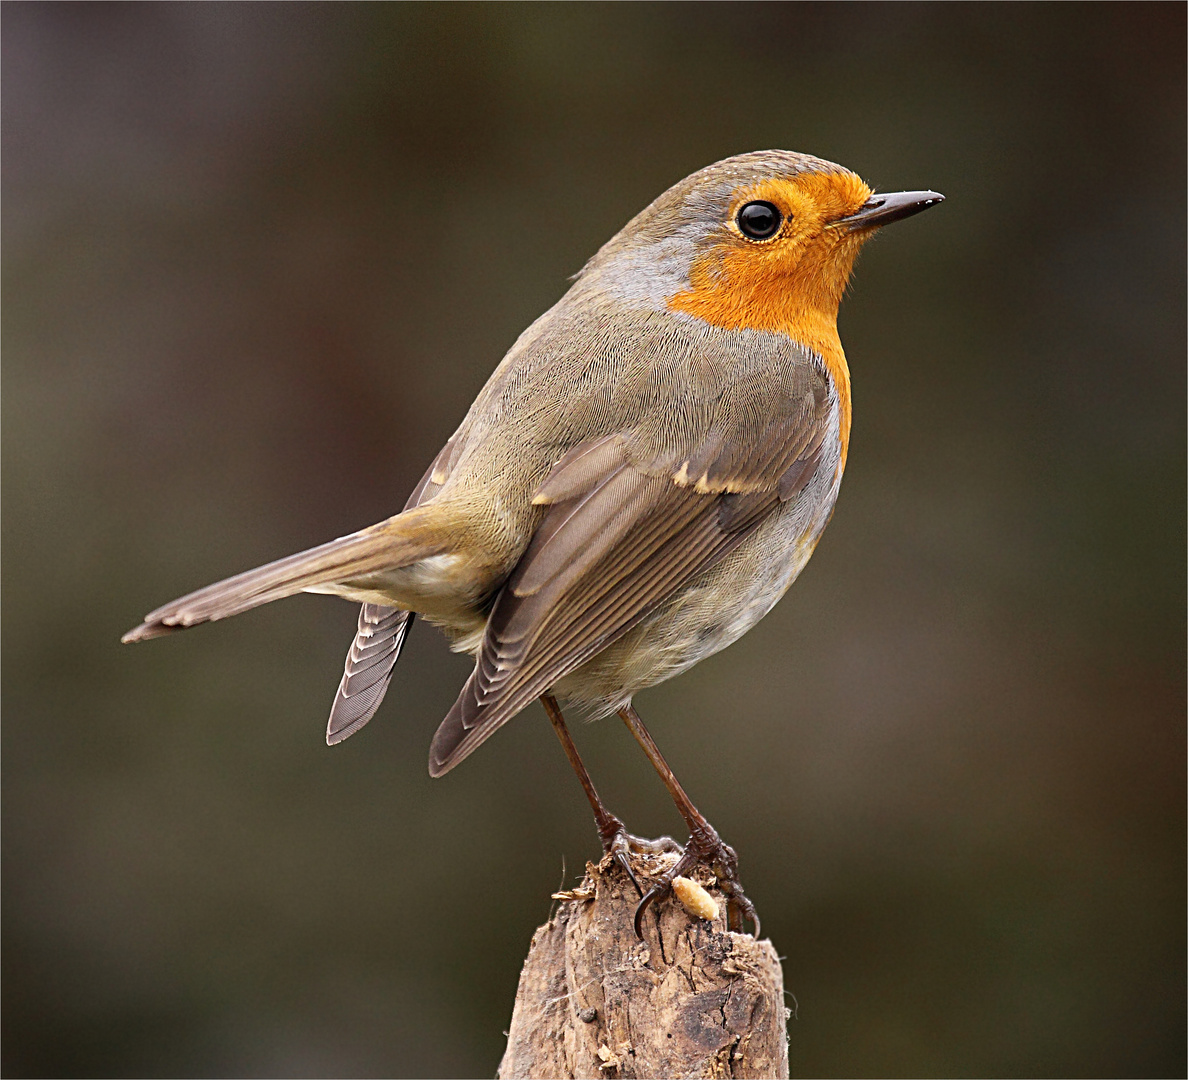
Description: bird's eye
xmin=737 ymin=201 xmax=782 ymax=240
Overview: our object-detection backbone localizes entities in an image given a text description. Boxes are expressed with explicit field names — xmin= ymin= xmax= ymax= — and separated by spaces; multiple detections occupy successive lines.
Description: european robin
xmin=124 ymin=150 xmax=943 ymax=935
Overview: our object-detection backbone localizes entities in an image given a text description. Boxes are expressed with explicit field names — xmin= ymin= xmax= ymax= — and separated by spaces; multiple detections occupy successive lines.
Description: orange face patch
xmin=667 ymin=170 xmax=875 ymax=466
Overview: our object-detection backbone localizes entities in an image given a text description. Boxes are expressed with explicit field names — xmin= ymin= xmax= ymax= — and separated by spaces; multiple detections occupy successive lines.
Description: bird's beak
xmin=835 ymin=190 xmax=945 ymax=230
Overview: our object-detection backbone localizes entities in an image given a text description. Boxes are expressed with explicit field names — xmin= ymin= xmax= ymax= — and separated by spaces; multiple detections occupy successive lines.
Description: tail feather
xmin=325 ymin=606 xmax=414 ymax=745
xmin=122 ymin=507 xmax=449 ymax=643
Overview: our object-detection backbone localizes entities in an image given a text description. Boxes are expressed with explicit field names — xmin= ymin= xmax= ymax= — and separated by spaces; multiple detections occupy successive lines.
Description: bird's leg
xmin=540 ymin=694 xmax=675 ymax=896
xmin=617 ymin=703 xmax=759 ymax=938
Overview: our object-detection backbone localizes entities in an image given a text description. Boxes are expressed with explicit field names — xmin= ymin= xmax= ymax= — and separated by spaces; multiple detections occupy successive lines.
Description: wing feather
xmin=427 ymin=355 xmax=838 ymax=776
xmin=428 ymin=474 xmax=775 ymax=774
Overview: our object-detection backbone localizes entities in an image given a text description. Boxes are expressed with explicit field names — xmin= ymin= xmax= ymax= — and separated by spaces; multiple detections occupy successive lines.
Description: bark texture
xmin=498 ymin=850 xmax=789 ymax=1079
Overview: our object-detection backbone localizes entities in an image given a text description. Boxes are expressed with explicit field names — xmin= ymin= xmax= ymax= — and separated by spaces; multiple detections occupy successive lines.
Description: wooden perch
xmin=498 ymin=847 xmax=789 ymax=1079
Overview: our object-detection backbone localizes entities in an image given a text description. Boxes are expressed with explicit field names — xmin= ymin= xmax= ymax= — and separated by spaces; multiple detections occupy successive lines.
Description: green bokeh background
xmin=4 ymin=4 xmax=1184 ymax=1076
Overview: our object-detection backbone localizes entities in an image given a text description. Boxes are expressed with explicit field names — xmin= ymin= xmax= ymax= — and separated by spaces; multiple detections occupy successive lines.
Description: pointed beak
xmin=836 ymin=190 xmax=945 ymax=230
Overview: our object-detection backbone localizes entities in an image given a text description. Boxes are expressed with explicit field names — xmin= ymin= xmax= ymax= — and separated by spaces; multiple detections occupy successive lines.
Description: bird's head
xmin=582 ymin=149 xmax=942 ymax=360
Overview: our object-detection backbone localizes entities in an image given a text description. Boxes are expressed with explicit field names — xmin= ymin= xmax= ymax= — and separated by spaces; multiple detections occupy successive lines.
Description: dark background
xmin=3 ymin=4 xmax=1184 ymax=1076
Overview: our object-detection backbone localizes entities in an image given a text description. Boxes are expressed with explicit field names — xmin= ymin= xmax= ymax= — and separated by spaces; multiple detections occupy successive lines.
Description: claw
xmin=601 ymin=821 xmax=673 ymax=898
xmin=629 ymin=829 xmax=760 ymax=939
xmin=607 ymin=838 xmax=644 ymax=897
xmin=725 ymin=890 xmax=761 ymax=938
xmin=634 ymin=885 xmax=662 ymax=938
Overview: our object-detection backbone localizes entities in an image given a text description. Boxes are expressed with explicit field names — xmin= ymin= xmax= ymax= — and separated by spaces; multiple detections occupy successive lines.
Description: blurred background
xmin=3 ymin=4 xmax=1184 ymax=1077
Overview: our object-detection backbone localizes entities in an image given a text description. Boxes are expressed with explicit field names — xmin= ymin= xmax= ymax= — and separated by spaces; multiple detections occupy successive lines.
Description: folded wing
xmin=428 ymin=368 xmax=834 ymax=776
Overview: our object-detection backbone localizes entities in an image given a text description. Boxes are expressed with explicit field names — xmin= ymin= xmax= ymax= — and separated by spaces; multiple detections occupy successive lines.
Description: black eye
xmin=737 ymin=200 xmax=782 ymax=240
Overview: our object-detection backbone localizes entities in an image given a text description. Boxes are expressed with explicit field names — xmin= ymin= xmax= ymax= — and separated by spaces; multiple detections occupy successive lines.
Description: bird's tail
xmin=122 ymin=505 xmax=452 ymax=643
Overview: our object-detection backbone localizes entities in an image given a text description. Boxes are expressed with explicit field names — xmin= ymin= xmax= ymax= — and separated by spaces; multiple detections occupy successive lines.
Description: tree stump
xmin=498 ymin=847 xmax=789 ymax=1079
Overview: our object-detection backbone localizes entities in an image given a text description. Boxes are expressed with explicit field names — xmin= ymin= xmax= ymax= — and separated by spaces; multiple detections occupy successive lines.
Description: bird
xmin=123 ymin=150 xmax=943 ymax=936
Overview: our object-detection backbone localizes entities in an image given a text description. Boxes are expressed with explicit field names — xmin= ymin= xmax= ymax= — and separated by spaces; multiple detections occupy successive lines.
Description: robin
xmin=124 ymin=150 xmax=942 ymax=936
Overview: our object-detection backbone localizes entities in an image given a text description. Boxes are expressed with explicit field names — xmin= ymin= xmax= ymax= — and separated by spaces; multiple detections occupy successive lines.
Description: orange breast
xmin=665 ymin=173 xmax=869 ymax=471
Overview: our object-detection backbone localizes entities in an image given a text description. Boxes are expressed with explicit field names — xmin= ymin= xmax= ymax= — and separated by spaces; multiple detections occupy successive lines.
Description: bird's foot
xmin=632 ymin=822 xmax=759 ymax=939
xmin=599 ymin=817 xmax=682 ymax=896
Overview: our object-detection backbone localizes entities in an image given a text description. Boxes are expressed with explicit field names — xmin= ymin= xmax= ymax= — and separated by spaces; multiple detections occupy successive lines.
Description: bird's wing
xmin=428 ymin=366 xmax=835 ymax=775
xmin=326 ymin=434 xmax=465 ymax=744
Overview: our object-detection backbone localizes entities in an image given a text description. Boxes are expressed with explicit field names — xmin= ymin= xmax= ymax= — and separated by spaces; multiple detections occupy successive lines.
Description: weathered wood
xmin=498 ymin=848 xmax=789 ymax=1079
